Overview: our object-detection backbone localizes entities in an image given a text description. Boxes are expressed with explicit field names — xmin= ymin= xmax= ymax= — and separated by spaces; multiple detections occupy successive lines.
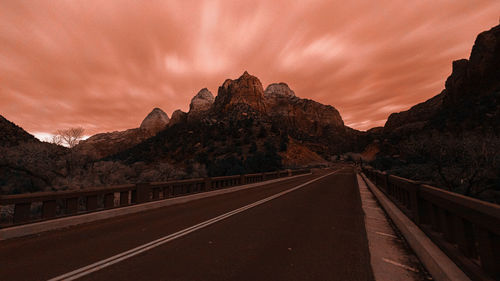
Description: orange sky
xmin=1 ymin=0 xmax=499 ymax=137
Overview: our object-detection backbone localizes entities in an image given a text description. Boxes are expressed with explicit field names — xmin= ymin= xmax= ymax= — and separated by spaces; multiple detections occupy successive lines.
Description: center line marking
xmin=48 ymin=169 xmax=341 ymax=281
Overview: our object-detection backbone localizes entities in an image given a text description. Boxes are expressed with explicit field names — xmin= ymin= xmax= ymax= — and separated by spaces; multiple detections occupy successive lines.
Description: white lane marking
xmin=48 ymin=170 xmax=341 ymax=281
xmin=382 ymin=258 xmax=419 ymax=273
xmin=374 ymin=231 xmax=399 ymax=239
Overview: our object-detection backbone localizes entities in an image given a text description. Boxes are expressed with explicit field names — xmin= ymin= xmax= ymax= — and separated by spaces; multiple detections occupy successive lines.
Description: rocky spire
xmin=188 ymin=88 xmax=214 ymax=118
xmin=140 ymin=108 xmax=169 ymax=135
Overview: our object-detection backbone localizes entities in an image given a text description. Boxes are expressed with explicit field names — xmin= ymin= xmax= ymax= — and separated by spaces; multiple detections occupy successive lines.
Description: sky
xmin=1 ymin=0 xmax=499 ymax=139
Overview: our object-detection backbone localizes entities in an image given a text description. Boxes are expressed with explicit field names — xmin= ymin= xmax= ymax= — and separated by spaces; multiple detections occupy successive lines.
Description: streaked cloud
xmin=1 ymin=0 xmax=499 ymax=134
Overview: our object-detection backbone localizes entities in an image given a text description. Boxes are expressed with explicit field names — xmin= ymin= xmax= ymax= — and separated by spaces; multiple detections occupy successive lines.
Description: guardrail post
xmin=240 ymin=175 xmax=245 ymax=185
xmin=66 ymin=197 xmax=78 ymax=214
xmin=475 ymin=227 xmax=500 ymax=279
xmin=152 ymin=188 xmax=160 ymax=200
xmin=163 ymin=184 xmax=172 ymax=198
xmin=104 ymin=193 xmax=114 ymax=208
xmin=42 ymin=200 xmax=57 ymax=219
xmin=120 ymin=191 xmax=129 ymax=206
xmin=86 ymin=195 xmax=98 ymax=211
xmin=136 ymin=183 xmax=150 ymax=203
xmin=13 ymin=202 xmax=31 ymax=224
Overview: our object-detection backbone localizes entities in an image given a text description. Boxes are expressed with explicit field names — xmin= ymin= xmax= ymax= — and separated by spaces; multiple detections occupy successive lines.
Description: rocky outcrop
xmin=188 ymin=88 xmax=214 ymax=121
xmin=170 ymin=109 xmax=188 ymax=125
xmin=213 ymin=71 xmax=267 ymax=113
xmin=443 ymin=25 xmax=500 ymax=108
xmin=0 ymin=114 xmax=38 ymax=147
xmin=264 ymin=83 xmax=296 ymax=98
xmin=140 ymin=108 xmax=169 ymax=135
xmin=264 ymin=83 xmax=344 ymax=135
xmin=76 ymin=108 xmax=169 ymax=158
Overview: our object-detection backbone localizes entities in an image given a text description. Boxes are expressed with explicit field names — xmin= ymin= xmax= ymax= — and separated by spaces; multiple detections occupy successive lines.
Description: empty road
xmin=1 ymin=167 xmax=376 ymax=281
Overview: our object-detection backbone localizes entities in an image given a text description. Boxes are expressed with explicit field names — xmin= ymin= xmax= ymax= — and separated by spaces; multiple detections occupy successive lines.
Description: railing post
xmin=42 ymin=200 xmax=57 ymax=219
xmin=240 ymin=175 xmax=245 ymax=185
xmin=120 ymin=191 xmax=129 ymax=206
xmin=104 ymin=193 xmax=114 ymax=208
xmin=66 ymin=197 xmax=78 ymax=214
xmin=86 ymin=195 xmax=98 ymax=211
xmin=13 ymin=202 xmax=31 ymax=224
xmin=136 ymin=183 xmax=150 ymax=203
xmin=475 ymin=227 xmax=500 ymax=279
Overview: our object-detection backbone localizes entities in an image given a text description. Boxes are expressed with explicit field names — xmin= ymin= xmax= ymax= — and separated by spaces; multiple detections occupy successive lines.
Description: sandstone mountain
xmin=109 ymin=71 xmax=358 ymax=175
xmin=76 ymin=108 xmax=169 ymax=159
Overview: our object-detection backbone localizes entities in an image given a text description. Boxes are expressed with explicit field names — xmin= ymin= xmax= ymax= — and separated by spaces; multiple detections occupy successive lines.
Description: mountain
xmin=370 ymin=24 xmax=500 ymax=200
xmin=75 ymin=108 xmax=170 ymax=159
xmin=108 ymin=71 xmax=357 ymax=175
xmin=0 ymin=114 xmax=38 ymax=147
xmin=383 ymin=24 xmax=500 ymax=135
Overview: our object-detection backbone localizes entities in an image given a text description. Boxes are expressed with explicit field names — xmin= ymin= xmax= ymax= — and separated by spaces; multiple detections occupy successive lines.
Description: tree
xmin=55 ymin=127 xmax=85 ymax=148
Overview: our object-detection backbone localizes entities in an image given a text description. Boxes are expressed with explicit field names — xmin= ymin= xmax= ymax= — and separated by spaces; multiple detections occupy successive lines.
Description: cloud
xmin=1 ymin=0 xmax=499 ymax=134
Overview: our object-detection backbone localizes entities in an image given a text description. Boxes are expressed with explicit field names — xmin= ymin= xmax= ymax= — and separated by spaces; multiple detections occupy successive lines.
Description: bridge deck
xmin=0 ymin=167 xmax=425 ymax=281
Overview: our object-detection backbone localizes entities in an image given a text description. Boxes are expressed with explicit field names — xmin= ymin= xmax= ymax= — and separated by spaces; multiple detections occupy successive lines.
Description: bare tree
xmin=55 ymin=127 xmax=85 ymax=148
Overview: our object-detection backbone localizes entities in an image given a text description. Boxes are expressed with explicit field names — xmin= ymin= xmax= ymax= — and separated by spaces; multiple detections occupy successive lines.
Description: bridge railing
xmin=362 ymin=167 xmax=500 ymax=281
xmin=0 ymin=169 xmax=310 ymax=228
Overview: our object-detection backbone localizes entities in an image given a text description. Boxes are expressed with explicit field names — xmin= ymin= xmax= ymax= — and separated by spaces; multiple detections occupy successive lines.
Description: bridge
xmin=0 ymin=166 xmax=498 ymax=280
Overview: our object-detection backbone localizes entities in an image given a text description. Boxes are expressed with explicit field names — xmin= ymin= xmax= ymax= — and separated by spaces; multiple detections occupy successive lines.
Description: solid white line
xmin=48 ymin=169 xmax=341 ymax=281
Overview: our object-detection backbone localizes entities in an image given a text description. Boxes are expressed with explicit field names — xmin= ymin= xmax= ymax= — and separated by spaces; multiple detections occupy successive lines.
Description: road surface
xmin=1 ymin=167 xmax=376 ymax=281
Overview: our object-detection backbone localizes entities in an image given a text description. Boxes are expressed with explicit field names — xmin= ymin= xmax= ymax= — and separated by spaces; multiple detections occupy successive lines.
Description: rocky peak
xmin=264 ymin=83 xmax=296 ymax=99
xmin=213 ymin=71 xmax=267 ymax=113
xmin=140 ymin=108 xmax=169 ymax=135
xmin=443 ymin=24 xmax=500 ymax=108
xmin=188 ymin=88 xmax=214 ymax=119
xmin=169 ymin=109 xmax=187 ymax=125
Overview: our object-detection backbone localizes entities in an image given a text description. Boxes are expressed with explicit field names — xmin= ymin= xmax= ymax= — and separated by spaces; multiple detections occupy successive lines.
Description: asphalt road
xmin=0 ymin=166 xmax=374 ymax=281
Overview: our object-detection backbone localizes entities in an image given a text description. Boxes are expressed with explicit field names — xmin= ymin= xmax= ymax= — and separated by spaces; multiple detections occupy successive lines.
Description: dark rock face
xmin=383 ymin=24 xmax=500 ymax=134
xmin=0 ymin=114 xmax=38 ymax=147
xmin=444 ymin=25 xmax=500 ymax=109
xmin=213 ymin=71 xmax=267 ymax=113
xmin=384 ymin=92 xmax=444 ymax=133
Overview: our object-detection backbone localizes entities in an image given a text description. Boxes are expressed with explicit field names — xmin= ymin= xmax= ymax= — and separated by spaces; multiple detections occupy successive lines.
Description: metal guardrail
xmin=0 ymin=169 xmax=311 ymax=228
xmin=362 ymin=167 xmax=500 ymax=281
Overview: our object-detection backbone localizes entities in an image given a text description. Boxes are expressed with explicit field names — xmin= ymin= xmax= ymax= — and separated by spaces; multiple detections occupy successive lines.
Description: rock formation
xmin=140 ymin=108 xmax=169 ymax=135
xmin=188 ymin=88 xmax=214 ymax=121
xmin=264 ymin=82 xmax=344 ymax=135
xmin=76 ymin=108 xmax=169 ymax=159
xmin=169 ymin=109 xmax=188 ymax=125
xmin=213 ymin=71 xmax=267 ymax=113
xmin=264 ymin=83 xmax=296 ymax=98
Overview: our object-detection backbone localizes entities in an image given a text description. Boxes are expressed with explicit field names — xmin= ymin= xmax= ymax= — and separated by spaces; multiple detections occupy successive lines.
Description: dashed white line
xmin=374 ymin=231 xmax=399 ymax=239
xmin=382 ymin=258 xmax=420 ymax=273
